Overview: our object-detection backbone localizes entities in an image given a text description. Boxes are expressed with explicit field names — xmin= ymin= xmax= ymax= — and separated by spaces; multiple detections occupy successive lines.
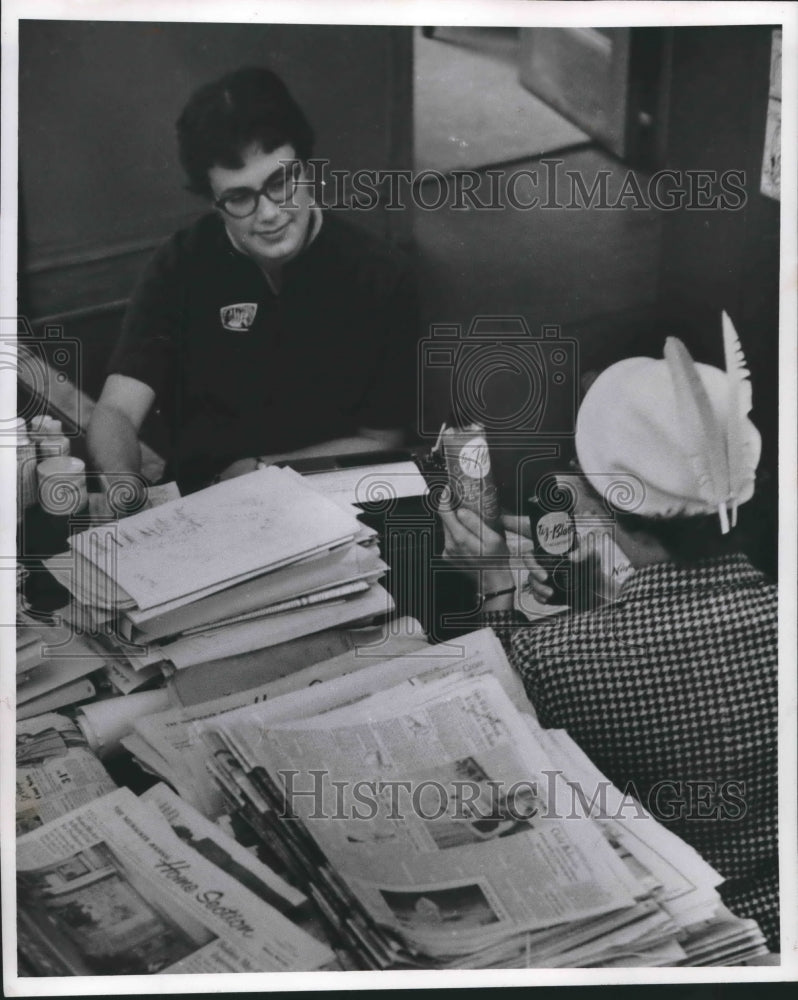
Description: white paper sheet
xmin=306 ymin=461 xmax=430 ymax=504
xmin=70 ymin=466 xmax=362 ymax=610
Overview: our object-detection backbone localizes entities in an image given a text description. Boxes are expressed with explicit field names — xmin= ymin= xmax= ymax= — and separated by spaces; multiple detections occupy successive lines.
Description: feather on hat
xmin=575 ymin=313 xmax=761 ymax=531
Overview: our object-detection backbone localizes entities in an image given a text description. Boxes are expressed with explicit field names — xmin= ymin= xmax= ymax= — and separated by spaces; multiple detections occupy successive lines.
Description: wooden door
xmin=519 ymin=27 xmax=661 ymax=165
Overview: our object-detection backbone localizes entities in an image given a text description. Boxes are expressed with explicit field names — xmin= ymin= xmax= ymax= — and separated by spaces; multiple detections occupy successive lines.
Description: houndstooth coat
xmin=485 ymin=553 xmax=779 ymax=951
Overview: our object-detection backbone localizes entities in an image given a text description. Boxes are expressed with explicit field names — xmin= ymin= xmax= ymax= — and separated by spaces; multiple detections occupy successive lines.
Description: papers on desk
xmin=17 ymin=678 xmax=97 ymax=722
xmin=122 ymin=618 xmax=432 ymax=817
xmin=70 ymin=466 xmax=363 ymax=610
xmin=16 ymin=713 xmax=117 ymax=836
xmin=54 ymin=466 xmax=393 ymax=674
xmin=16 ymin=787 xmax=334 ymax=974
xmin=15 ymin=612 xmax=108 ymax=719
xmin=163 ymin=617 xmax=427 ymax=708
xmin=305 ymin=460 xmax=429 ymax=506
xmin=140 ymin=582 xmax=393 ymax=671
xmin=124 ymin=542 xmax=386 ymax=641
xmin=75 ymin=688 xmax=171 ymax=758
xmin=141 ymin=782 xmax=307 ymax=915
xmin=16 ymin=460 xmax=771 ymax=972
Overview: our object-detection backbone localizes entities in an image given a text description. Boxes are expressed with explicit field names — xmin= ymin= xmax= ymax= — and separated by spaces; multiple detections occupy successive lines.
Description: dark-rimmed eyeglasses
xmin=214 ymin=160 xmax=303 ymax=218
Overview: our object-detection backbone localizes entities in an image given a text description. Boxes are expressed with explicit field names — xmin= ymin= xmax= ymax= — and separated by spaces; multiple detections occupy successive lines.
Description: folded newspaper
xmin=121 ymin=618 xmax=432 ymax=817
xmin=16 ymin=786 xmax=335 ymax=975
xmin=16 ymin=713 xmax=117 ymax=836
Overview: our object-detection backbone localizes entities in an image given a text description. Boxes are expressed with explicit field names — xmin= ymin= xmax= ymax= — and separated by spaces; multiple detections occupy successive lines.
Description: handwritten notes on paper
xmin=70 ymin=467 xmax=360 ymax=611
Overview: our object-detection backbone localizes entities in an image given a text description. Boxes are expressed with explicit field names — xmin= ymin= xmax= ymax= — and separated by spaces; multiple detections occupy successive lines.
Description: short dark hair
xmin=176 ymin=66 xmax=315 ymax=197
xmin=612 ymin=510 xmax=736 ymax=563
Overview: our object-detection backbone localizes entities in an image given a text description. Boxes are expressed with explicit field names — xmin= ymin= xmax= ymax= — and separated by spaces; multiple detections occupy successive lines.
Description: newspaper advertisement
xmin=16 ymin=712 xmax=117 ymax=836
xmin=16 ymin=787 xmax=335 ymax=974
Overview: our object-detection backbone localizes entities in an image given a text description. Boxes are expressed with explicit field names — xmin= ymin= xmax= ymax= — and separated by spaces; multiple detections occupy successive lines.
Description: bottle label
xmin=442 ymin=428 xmax=502 ymax=529
xmin=536 ymin=511 xmax=575 ymax=556
xmin=457 ymin=435 xmax=491 ymax=479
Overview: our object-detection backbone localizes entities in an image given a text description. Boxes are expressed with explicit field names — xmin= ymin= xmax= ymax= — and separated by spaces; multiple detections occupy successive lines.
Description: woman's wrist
xmin=476 ymin=570 xmax=516 ymax=611
xmin=479 ymin=587 xmax=516 ymax=611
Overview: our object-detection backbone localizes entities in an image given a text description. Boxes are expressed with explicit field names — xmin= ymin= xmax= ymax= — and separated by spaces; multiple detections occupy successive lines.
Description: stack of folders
xmin=45 ymin=466 xmax=394 ymax=682
xmin=191 ymin=628 xmax=768 ymax=970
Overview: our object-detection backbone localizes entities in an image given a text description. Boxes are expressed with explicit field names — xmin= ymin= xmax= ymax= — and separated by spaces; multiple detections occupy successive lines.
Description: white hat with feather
xmin=575 ymin=312 xmax=761 ymax=533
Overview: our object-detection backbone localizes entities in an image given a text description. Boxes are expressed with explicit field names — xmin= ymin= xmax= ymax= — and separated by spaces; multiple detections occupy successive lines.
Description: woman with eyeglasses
xmin=88 ymin=66 xmax=417 ymax=498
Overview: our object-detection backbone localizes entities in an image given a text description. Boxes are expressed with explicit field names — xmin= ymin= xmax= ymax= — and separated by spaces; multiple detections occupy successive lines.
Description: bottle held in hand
xmin=441 ymin=424 xmax=504 ymax=535
xmin=527 ymin=483 xmax=580 ymax=606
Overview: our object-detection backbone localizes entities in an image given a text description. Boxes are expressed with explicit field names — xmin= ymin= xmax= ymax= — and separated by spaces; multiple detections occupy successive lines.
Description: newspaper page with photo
xmin=16 ymin=787 xmax=335 ymax=974
xmin=214 ymin=672 xmax=638 ymax=958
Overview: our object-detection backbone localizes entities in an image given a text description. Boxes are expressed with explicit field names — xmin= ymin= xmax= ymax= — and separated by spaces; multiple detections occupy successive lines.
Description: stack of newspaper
xmin=45 ymin=466 xmax=394 ymax=679
xmin=15 ymin=626 xmax=769 ymax=972
xmin=192 ymin=629 xmax=768 ymax=969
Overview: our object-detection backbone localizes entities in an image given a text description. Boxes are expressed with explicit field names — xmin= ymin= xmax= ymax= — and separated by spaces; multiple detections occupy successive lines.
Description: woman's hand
xmin=439 ymin=506 xmax=508 ymax=561
xmin=439 ymin=505 xmax=561 ymax=610
xmin=439 ymin=506 xmax=558 ymax=606
xmin=502 ymin=514 xmax=555 ymax=606
xmin=438 ymin=506 xmax=513 ymax=595
xmin=518 ymin=550 xmax=555 ymax=606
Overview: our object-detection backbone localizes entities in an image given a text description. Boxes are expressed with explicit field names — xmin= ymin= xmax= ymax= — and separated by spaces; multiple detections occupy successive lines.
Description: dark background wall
xmin=655 ymin=25 xmax=780 ymax=575
xmin=19 ymin=20 xmax=413 ymax=325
